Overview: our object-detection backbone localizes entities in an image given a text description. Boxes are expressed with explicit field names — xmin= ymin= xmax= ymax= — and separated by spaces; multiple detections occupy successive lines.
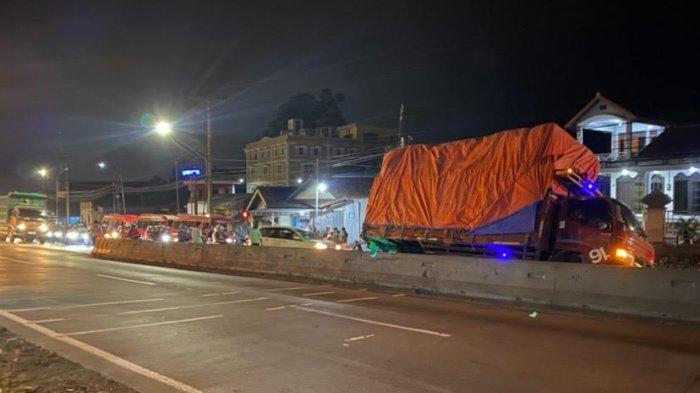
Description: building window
xmin=674 ymin=173 xmax=700 ymax=213
xmin=250 ymin=167 xmax=256 ymax=175
xmin=332 ymin=147 xmax=344 ymax=156
xmin=253 ymin=151 xmax=258 ymax=160
xmin=297 ymin=146 xmax=307 ymax=156
xmin=312 ymin=146 xmax=321 ymax=156
xmin=276 ymin=163 xmax=283 ymax=174
xmin=266 ymin=149 xmax=271 ymax=159
xmin=280 ymin=146 xmax=286 ymax=156
xmin=263 ymin=165 xmax=268 ymax=175
xmin=302 ymin=163 xmax=315 ymax=174
xmin=650 ymin=174 xmax=664 ymax=193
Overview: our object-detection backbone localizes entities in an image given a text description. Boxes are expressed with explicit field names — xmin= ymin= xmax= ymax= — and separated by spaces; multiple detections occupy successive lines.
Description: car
xmin=259 ymin=226 xmax=342 ymax=250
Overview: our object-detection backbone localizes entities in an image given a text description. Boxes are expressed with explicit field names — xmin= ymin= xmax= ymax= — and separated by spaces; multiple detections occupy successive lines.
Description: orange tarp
xmin=365 ymin=123 xmax=600 ymax=229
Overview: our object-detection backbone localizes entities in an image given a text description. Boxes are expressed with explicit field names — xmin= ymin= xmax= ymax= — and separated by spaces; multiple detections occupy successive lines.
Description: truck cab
xmin=6 ymin=206 xmax=51 ymax=243
xmin=548 ymin=196 xmax=655 ymax=267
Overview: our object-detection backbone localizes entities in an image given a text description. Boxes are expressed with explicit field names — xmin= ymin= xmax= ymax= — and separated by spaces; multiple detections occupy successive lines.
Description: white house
xmin=567 ymin=93 xmax=700 ymax=240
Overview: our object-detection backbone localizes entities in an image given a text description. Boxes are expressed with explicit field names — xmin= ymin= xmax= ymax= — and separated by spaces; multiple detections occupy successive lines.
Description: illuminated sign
xmin=180 ymin=168 xmax=203 ymax=178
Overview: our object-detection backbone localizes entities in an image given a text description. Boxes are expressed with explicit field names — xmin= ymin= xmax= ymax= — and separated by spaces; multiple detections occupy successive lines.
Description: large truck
xmin=0 ymin=191 xmax=51 ymax=243
xmin=362 ymin=123 xmax=655 ymax=267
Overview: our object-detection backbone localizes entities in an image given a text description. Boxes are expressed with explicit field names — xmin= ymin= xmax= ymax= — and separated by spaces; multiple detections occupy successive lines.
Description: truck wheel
xmin=549 ymin=251 xmax=588 ymax=263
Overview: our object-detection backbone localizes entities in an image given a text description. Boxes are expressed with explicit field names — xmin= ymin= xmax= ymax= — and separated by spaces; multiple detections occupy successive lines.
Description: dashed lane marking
xmin=0 ymin=310 xmax=202 ymax=393
xmin=0 ymin=256 xmax=37 ymax=265
xmin=302 ymin=291 xmax=336 ymax=297
xmin=201 ymin=293 xmax=220 ymax=297
xmin=291 ymin=306 xmax=452 ymax=337
xmin=60 ymin=315 xmax=224 ymax=337
xmin=267 ymin=286 xmax=305 ymax=292
xmin=392 ymin=293 xmax=407 ymax=297
xmin=96 ymin=274 xmax=157 ymax=286
xmin=337 ymin=297 xmax=378 ymax=303
xmin=9 ymin=298 xmax=165 ymax=312
xmin=265 ymin=306 xmax=287 ymax=311
xmin=31 ymin=318 xmax=69 ymax=324
xmin=119 ymin=297 xmax=269 ymax=315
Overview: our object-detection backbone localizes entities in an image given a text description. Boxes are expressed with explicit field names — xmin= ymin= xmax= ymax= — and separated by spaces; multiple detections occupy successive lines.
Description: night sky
xmin=1 ymin=0 xmax=698 ymax=191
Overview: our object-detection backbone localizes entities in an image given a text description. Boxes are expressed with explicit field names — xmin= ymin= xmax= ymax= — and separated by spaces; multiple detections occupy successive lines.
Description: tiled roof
xmin=638 ymin=124 xmax=700 ymax=159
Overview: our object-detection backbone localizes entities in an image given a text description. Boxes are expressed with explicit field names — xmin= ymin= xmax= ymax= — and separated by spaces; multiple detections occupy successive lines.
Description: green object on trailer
xmin=368 ymin=237 xmax=398 ymax=255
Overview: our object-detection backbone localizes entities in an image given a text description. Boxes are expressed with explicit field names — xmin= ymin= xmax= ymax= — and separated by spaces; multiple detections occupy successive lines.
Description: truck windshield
xmin=614 ymin=201 xmax=646 ymax=237
xmin=567 ymin=198 xmax=612 ymax=231
xmin=17 ymin=209 xmax=47 ymax=219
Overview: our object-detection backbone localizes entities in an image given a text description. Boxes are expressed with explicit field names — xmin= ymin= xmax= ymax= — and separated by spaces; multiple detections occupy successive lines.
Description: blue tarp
xmin=471 ymin=202 xmax=539 ymax=235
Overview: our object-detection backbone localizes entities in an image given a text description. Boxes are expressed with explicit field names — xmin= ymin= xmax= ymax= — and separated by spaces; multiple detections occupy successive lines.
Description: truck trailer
xmin=362 ymin=123 xmax=655 ymax=267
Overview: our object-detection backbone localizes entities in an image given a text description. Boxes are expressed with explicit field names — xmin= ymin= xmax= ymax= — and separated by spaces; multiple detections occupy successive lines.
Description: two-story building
xmin=244 ymin=119 xmax=396 ymax=193
xmin=567 ymin=93 xmax=700 ymax=240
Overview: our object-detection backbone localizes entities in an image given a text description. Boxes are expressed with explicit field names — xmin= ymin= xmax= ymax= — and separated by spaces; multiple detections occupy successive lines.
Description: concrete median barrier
xmin=92 ymin=239 xmax=700 ymax=322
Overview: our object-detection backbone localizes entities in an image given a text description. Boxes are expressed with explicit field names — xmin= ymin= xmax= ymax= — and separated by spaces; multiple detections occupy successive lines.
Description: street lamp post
xmin=97 ymin=161 xmax=126 ymax=214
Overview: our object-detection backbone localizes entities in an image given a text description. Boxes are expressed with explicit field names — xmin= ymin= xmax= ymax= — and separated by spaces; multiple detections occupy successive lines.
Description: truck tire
xmin=549 ymin=251 xmax=588 ymax=263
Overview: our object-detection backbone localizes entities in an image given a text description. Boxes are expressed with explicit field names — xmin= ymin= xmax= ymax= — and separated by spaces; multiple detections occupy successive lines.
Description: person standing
xmin=89 ymin=220 xmax=104 ymax=245
xmin=250 ymin=223 xmax=262 ymax=246
xmin=340 ymin=227 xmax=348 ymax=243
xmin=190 ymin=223 xmax=203 ymax=244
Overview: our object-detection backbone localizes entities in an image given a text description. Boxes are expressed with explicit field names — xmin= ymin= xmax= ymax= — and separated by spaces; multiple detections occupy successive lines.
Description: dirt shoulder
xmin=0 ymin=327 xmax=138 ymax=393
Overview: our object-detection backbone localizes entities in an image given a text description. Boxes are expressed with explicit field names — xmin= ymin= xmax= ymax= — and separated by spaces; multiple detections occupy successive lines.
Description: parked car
xmin=259 ymin=226 xmax=341 ymax=250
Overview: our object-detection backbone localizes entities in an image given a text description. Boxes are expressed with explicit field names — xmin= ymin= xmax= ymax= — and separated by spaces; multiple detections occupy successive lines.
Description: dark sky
xmin=1 ymin=0 xmax=698 ymax=191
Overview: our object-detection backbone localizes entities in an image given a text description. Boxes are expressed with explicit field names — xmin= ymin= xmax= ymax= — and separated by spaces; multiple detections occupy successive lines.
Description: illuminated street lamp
xmin=37 ymin=168 xmax=48 ymax=178
xmin=97 ymin=161 xmax=126 ymax=214
xmin=155 ymin=121 xmax=172 ymax=136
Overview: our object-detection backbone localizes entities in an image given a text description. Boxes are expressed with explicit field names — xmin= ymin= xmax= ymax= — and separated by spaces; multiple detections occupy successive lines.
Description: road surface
xmin=1 ymin=242 xmax=699 ymax=393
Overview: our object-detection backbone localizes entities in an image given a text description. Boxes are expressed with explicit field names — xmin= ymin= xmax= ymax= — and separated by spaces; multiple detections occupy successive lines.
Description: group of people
xmin=324 ymin=226 xmax=349 ymax=244
xmin=91 ymin=220 xmax=248 ymax=245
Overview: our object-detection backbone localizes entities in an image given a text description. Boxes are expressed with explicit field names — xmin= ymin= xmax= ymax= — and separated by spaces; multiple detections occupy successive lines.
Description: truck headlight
xmin=614 ymin=248 xmax=635 ymax=265
xmin=17 ymin=222 xmax=26 ymax=231
xmin=39 ymin=223 xmax=49 ymax=232
xmin=314 ymin=242 xmax=328 ymax=250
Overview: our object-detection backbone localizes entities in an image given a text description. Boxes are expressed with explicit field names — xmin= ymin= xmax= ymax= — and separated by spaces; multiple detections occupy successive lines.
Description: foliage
xmin=266 ymin=89 xmax=346 ymax=136
xmin=674 ymin=217 xmax=698 ymax=244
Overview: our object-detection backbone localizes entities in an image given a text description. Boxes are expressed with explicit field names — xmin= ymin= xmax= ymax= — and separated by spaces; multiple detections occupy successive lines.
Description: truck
xmin=362 ymin=123 xmax=655 ymax=267
xmin=0 ymin=191 xmax=51 ymax=244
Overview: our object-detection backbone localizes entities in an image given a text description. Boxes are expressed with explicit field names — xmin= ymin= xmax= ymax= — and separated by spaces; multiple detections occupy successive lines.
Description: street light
xmin=155 ymin=121 xmax=172 ymax=136
xmin=37 ymin=168 xmax=48 ymax=178
xmin=317 ymin=182 xmax=328 ymax=192
xmin=97 ymin=161 xmax=126 ymax=214
xmin=314 ymin=181 xmax=328 ymax=232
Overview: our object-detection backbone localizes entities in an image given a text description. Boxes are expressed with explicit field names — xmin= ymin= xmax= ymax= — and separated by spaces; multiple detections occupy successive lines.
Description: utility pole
xmin=398 ymin=102 xmax=406 ymax=148
xmin=314 ymin=158 xmax=319 ymax=232
xmin=65 ymin=166 xmax=70 ymax=224
xmin=174 ymin=160 xmax=180 ymax=214
xmin=55 ymin=174 xmax=60 ymax=220
xmin=206 ymin=102 xmax=212 ymax=216
xmin=118 ymin=174 xmax=126 ymax=214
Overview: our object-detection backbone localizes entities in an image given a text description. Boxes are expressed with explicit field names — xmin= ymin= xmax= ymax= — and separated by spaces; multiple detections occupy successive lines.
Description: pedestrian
xmin=330 ymin=227 xmax=340 ymax=243
xmin=127 ymin=224 xmax=141 ymax=240
xmin=89 ymin=220 xmax=104 ymax=245
xmin=340 ymin=227 xmax=348 ymax=243
xmin=177 ymin=225 xmax=191 ymax=243
xmin=250 ymin=223 xmax=262 ymax=246
xmin=190 ymin=223 xmax=203 ymax=244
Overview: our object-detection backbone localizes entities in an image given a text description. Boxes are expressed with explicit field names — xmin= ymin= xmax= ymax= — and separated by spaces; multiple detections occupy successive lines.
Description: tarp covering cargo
xmin=365 ymin=123 xmax=600 ymax=230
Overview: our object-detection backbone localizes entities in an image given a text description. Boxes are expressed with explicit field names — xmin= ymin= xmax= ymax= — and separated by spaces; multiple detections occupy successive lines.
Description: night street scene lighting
xmin=0 ymin=2 xmax=699 ymax=393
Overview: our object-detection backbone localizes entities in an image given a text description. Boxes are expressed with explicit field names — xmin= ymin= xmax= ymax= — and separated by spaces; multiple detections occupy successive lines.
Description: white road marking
xmin=302 ymin=291 xmax=336 ymax=297
xmin=220 ymin=291 xmax=240 ymax=295
xmin=265 ymin=306 xmax=287 ymax=311
xmin=119 ymin=297 xmax=269 ymax=315
xmin=345 ymin=334 xmax=374 ymax=342
xmin=31 ymin=318 xmax=69 ymax=324
xmin=392 ymin=293 xmax=407 ymax=297
xmin=292 ymin=306 xmax=452 ymax=337
xmin=0 ymin=310 xmax=202 ymax=393
xmin=267 ymin=286 xmax=305 ymax=292
xmin=10 ymin=298 xmax=165 ymax=312
xmin=201 ymin=293 xmax=220 ymax=297
xmin=60 ymin=315 xmax=224 ymax=337
xmin=97 ymin=274 xmax=157 ymax=286
xmin=0 ymin=256 xmax=37 ymax=265
xmin=337 ymin=297 xmax=378 ymax=303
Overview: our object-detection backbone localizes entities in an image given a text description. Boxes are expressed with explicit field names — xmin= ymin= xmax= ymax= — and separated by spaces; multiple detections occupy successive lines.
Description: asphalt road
xmin=1 ymin=243 xmax=699 ymax=393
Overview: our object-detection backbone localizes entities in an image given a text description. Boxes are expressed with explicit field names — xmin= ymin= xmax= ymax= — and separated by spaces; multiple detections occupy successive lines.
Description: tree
xmin=266 ymin=89 xmax=346 ymax=136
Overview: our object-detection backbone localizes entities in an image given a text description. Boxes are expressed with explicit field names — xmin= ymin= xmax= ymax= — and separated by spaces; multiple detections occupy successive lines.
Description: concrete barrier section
xmin=92 ymin=239 xmax=700 ymax=322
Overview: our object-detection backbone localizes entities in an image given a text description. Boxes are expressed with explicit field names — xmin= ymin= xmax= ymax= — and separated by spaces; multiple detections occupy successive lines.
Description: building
xmin=245 ymin=177 xmax=374 ymax=244
xmin=567 ymin=93 xmax=700 ymax=241
xmin=244 ymin=119 xmax=396 ymax=193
